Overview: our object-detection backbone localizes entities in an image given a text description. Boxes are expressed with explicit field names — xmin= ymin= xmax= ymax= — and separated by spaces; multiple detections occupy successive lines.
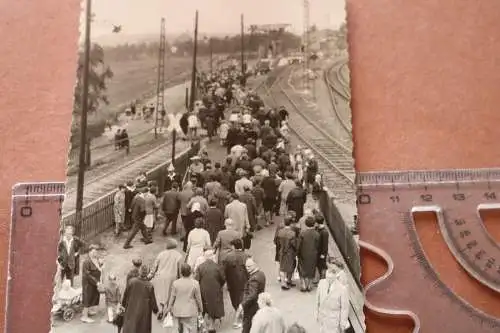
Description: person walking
xmin=315 ymin=262 xmax=350 ymax=333
xmin=275 ymin=216 xmax=298 ymax=290
xmin=238 ymin=257 xmax=266 ymax=333
xmin=113 ymin=185 xmax=126 ymax=235
xmin=121 ymin=265 xmax=159 ymax=333
xmin=185 ymin=212 xmax=211 ymax=269
xmin=297 ymin=217 xmax=320 ymax=292
xmin=286 ymin=181 xmax=307 ymax=222
xmin=80 ymin=245 xmax=103 ymax=323
xmin=166 ymin=263 xmax=204 ymax=333
xmin=148 ymin=238 xmax=183 ymax=320
xmin=195 ymin=248 xmax=226 ymax=333
xmin=221 ymin=238 xmax=250 ymax=328
xmin=213 ymin=218 xmax=242 ymax=264
xmin=225 ymin=193 xmax=251 ymax=238
xmin=205 ymin=198 xmax=225 ymax=245
xmin=123 ymin=188 xmax=152 ymax=249
xmin=178 ymin=182 xmax=195 ymax=251
xmin=162 ymin=182 xmax=180 ymax=236
xmin=249 ymin=293 xmax=287 ymax=333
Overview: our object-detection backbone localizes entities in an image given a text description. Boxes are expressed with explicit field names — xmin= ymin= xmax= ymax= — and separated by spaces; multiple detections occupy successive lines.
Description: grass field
xmin=104 ymin=56 xmax=195 ymax=115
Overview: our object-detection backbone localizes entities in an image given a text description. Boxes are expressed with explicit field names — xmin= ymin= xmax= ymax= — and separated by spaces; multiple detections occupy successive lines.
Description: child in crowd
xmin=105 ymin=274 xmax=122 ymax=323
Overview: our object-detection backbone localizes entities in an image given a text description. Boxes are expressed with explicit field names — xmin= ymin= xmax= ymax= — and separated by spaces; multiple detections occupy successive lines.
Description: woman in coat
xmin=213 ymin=218 xmax=241 ymax=263
xmin=122 ymin=265 xmax=159 ymax=333
xmin=148 ymin=238 xmax=183 ymax=320
xmin=186 ymin=213 xmax=212 ymax=269
xmin=315 ymin=262 xmax=350 ymax=333
xmin=113 ymin=185 xmax=126 ymax=235
xmin=166 ymin=263 xmax=203 ymax=332
xmin=81 ymin=245 xmax=103 ymax=323
xmin=195 ymin=248 xmax=226 ymax=332
xmin=297 ymin=217 xmax=320 ymax=292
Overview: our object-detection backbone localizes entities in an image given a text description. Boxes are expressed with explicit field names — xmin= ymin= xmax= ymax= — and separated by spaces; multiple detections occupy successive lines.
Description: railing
xmin=319 ymin=189 xmax=361 ymax=285
xmin=62 ymin=141 xmax=201 ymax=241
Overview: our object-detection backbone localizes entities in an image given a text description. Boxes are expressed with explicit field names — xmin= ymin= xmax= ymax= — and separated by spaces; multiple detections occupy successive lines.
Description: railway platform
xmin=53 ymin=140 xmax=323 ymax=333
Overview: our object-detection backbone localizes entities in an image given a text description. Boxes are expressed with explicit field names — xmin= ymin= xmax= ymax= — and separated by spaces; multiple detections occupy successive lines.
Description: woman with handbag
xmin=81 ymin=244 xmax=103 ymax=323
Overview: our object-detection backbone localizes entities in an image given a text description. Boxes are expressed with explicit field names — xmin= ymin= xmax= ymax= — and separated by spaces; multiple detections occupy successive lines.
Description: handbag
xmin=162 ymin=313 xmax=174 ymax=328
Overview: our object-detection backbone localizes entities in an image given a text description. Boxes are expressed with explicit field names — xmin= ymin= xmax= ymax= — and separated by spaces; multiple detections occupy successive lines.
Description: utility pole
xmin=154 ymin=17 xmax=166 ymax=139
xmin=303 ymin=0 xmax=310 ymax=92
xmin=189 ymin=10 xmax=199 ymax=111
xmin=75 ymin=0 xmax=92 ymax=237
xmin=209 ymin=38 xmax=213 ymax=74
xmin=240 ymin=14 xmax=245 ymax=80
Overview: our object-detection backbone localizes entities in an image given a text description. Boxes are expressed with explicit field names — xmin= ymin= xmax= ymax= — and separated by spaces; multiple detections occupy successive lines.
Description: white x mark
xmin=166 ymin=113 xmax=184 ymax=133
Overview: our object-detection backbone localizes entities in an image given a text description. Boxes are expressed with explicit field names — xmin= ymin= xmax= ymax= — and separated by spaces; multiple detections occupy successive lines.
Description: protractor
xmin=356 ymin=169 xmax=500 ymax=333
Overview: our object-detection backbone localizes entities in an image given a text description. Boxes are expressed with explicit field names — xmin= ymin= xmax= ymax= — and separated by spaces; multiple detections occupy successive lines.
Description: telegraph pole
xmin=209 ymin=38 xmax=213 ymax=74
xmin=154 ymin=18 xmax=166 ymax=139
xmin=240 ymin=14 xmax=245 ymax=80
xmin=189 ymin=10 xmax=199 ymax=111
xmin=75 ymin=0 xmax=92 ymax=237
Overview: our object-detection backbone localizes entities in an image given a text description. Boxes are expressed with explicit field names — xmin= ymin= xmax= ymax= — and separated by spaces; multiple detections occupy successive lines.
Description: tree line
xmin=103 ymin=31 xmax=302 ymax=62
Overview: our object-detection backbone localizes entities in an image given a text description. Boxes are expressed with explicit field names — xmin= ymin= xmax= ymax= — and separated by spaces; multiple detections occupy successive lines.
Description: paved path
xmin=53 ymin=140 xmax=320 ymax=333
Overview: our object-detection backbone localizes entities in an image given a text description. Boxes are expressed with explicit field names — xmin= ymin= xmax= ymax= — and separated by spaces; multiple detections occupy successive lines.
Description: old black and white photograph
xmin=54 ymin=0 xmax=363 ymax=332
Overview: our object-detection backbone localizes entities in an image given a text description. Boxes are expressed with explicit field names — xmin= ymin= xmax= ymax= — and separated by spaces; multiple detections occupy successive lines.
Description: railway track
xmin=63 ymin=76 xmax=269 ymax=214
xmin=265 ymin=68 xmax=355 ymax=204
xmin=324 ymin=60 xmax=352 ymax=136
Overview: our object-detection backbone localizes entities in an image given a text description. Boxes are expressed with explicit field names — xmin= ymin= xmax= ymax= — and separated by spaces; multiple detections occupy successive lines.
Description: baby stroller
xmin=51 ymin=280 xmax=83 ymax=322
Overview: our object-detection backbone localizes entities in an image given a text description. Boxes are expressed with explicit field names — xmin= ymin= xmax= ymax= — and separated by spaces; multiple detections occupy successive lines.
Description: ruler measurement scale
xmin=7 ymin=183 xmax=65 ymax=333
xmin=357 ymin=168 xmax=500 ymax=332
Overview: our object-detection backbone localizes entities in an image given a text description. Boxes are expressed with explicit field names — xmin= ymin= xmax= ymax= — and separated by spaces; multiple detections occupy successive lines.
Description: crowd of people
xmin=53 ymin=67 xmax=352 ymax=333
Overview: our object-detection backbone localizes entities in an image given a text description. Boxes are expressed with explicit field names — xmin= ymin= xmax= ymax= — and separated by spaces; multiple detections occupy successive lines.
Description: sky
xmin=86 ymin=0 xmax=346 ymax=39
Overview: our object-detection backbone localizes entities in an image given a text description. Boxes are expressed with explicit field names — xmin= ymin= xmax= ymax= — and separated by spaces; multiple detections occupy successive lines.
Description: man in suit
xmin=224 ymin=193 xmax=250 ymax=238
xmin=57 ymin=224 xmax=83 ymax=286
xmin=162 ymin=181 xmax=180 ymax=236
xmin=124 ymin=188 xmax=152 ymax=249
xmin=238 ymin=257 xmax=266 ymax=333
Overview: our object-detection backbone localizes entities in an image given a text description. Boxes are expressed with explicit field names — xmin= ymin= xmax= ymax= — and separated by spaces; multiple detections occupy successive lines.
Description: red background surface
xmin=1 ymin=0 xmax=500 ymax=332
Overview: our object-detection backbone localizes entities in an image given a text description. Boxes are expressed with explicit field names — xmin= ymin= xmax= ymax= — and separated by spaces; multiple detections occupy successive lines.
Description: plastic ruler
xmin=6 ymin=182 xmax=65 ymax=333
xmin=356 ymin=168 xmax=500 ymax=333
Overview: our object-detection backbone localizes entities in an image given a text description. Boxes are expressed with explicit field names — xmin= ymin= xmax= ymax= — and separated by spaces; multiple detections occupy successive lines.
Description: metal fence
xmin=319 ymin=190 xmax=361 ymax=286
xmin=62 ymin=142 xmax=201 ymax=241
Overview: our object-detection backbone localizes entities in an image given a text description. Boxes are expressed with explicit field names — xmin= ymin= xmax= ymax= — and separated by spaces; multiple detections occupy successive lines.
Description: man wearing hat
xmin=164 ymin=163 xmax=181 ymax=191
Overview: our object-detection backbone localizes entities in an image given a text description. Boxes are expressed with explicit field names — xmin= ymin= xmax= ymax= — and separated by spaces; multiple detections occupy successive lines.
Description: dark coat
xmin=286 ymin=188 xmax=307 ymax=220
xmin=297 ymin=228 xmax=320 ymax=278
xmin=81 ymin=258 xmax=101 ymax=307
xmin=317 ymin=226 xmax=329 ymax=270
xmin=57 ymin=237 xmax=83 ymax=275
xmin=122 ymin=277 xmax=159 ymax=333
xmin=276 ymin=226 xmax=297 ymax=273
xmin=241 ymin=270 xmax=266 ymax=320
xmin=221 ymin=250 xmax=249 ymax=309
xmin=205 ymin=207 xmax=225 ymax=244
xmin=195 ymin=259 xmax=226 ymax=318
xmin=162 ymin=190 xmax=180 ymax=215
xmin=131 ymin=195 xmax=146 ymax=224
